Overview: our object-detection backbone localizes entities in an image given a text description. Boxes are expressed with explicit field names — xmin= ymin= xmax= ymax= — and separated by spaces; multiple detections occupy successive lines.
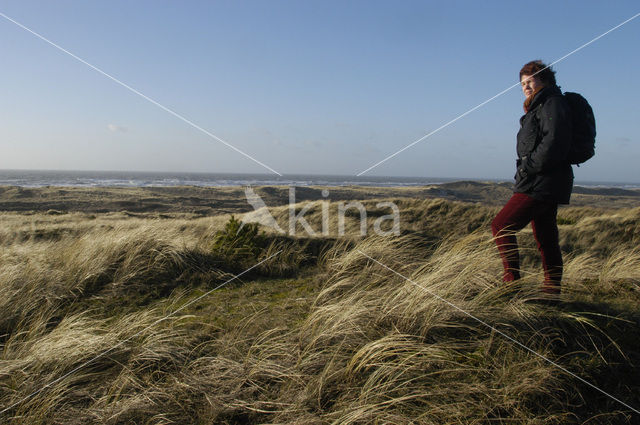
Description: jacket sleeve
xmin=521 ymin=96 xmax=572 ymax=176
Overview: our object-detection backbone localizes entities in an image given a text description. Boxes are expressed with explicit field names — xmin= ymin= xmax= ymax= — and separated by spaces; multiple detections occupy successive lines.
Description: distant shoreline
xmin=2 ymin=181 xmax=639 ymax=214
xmin=0 ymin=169 xmax=638 ymax=189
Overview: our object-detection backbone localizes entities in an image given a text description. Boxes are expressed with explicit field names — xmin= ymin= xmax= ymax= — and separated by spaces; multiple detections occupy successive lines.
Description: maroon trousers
xmin=491 ymin=193 xmax=563 ymax=286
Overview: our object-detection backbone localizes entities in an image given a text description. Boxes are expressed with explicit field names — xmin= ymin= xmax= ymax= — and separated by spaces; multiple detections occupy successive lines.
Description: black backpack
xmin=564 ymin=92 xmax=596 ymax=165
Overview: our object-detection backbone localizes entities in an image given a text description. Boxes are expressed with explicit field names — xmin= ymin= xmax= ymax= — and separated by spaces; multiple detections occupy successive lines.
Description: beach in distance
xmin=1 ymin=180 xmax=639 ymax=424
xmin=2 ymin=179 xmax=640 ymax=214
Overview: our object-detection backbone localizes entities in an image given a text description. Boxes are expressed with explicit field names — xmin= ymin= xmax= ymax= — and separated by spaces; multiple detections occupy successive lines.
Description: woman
xmin=491 ymin=60 xmax=573 ymax=295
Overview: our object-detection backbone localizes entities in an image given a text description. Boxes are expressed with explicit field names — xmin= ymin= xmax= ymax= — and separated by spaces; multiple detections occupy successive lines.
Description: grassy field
xmin=0 ymin=184 xmax=639 ymax=424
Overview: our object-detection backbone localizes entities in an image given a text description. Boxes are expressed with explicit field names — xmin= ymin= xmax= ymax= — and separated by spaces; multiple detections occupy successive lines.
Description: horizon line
xmin=1 ymin=168 xmax=639 ymax=187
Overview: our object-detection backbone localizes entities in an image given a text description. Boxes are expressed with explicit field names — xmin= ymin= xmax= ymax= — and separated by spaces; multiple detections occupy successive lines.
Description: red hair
xmin=519 ymin=60 xmax=557 ymax=86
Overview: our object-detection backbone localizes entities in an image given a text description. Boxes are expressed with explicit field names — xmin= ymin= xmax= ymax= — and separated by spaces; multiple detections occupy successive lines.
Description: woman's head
xmin=519 ymin=60 xmax=556 ymax=86
xmin=519 ymin=60 xmax=556 ymax=97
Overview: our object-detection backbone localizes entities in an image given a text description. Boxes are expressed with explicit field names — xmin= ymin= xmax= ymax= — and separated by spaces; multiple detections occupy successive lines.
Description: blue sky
xmin=1 ymin=1 xmax=639 ymax=182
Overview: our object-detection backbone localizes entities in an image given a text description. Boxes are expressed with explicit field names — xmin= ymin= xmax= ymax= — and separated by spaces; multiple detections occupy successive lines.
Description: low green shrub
xmin=557 ymin=216 xmax=576 ymax=225
xmin=212 ymin=216 xmax=265 ymax=263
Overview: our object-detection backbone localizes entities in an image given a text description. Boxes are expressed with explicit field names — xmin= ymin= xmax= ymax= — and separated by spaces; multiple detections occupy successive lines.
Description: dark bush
xmin=212 ymin=216 xmax=265 ymax=263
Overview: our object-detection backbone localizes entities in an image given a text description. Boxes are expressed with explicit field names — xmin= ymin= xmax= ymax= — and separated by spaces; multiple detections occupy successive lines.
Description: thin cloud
xmin=107 ymin=123 xmax=128 ymax=133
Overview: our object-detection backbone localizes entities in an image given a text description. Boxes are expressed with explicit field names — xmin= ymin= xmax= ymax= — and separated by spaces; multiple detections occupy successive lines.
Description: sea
xmin=0 ymin=170 xmax=638 ymax=189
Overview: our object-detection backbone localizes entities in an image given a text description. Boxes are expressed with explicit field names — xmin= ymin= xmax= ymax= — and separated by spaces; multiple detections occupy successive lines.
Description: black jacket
xmin=514 ymin=85 xmax=574 ymax=204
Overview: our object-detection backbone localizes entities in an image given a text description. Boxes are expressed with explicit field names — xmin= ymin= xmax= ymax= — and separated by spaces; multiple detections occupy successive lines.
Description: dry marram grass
xmin=0 ymin=197 xmax=638 ymax=424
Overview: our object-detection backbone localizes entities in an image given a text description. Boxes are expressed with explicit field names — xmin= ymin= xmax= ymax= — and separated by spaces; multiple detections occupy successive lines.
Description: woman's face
xmin=520 ymin=74 xmax=544 ymax=97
